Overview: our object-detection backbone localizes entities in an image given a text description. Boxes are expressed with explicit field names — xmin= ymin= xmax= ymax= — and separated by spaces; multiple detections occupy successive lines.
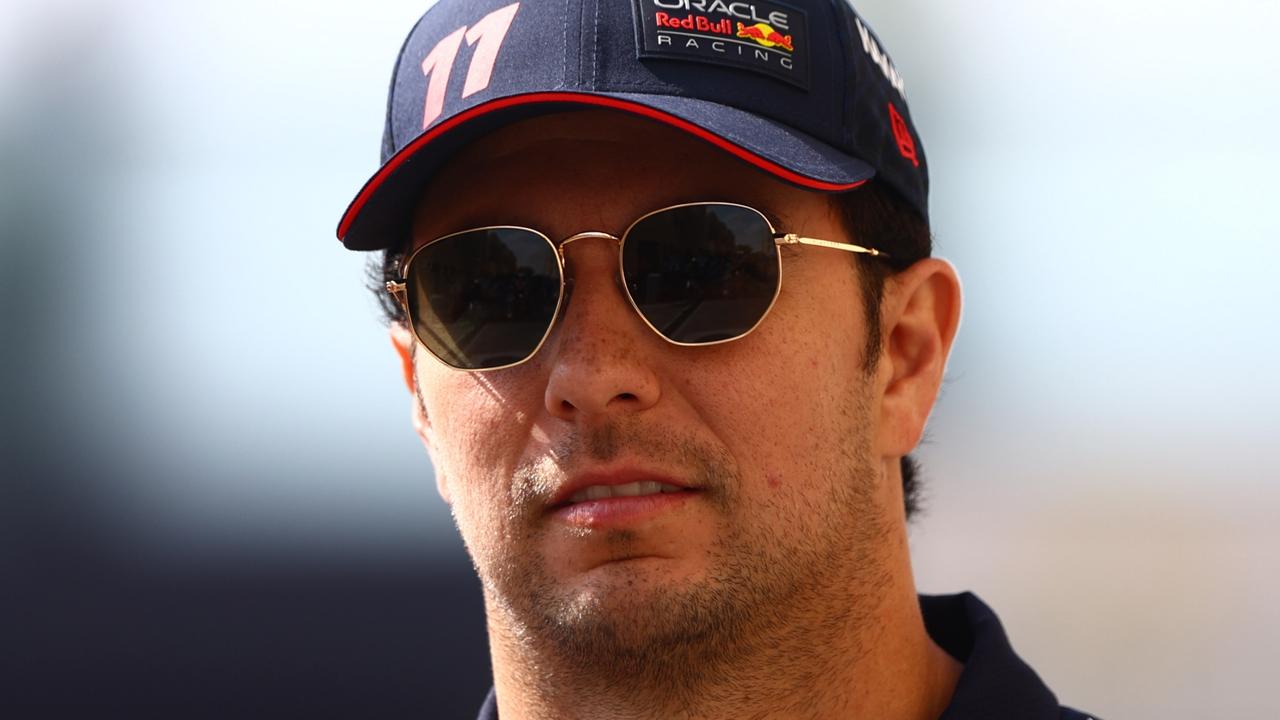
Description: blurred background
xmin=2 ymin=0 xmax=1276 ymax=717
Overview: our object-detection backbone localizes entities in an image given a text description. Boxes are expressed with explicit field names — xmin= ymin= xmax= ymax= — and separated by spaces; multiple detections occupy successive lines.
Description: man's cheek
xmin=429 ymin=397 xmax=516 ymax=477
xmin=447 ymin=471 xmax=514 ymax=558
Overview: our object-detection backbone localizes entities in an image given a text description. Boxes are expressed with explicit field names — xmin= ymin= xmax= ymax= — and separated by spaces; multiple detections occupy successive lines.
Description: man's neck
xmin=486 ymin=574 xmax=963 ymax=720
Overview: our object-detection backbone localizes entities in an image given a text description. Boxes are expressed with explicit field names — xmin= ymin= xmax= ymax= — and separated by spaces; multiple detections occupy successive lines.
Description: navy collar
xmin=475 ymin=592 xmax=1092 ymax=719
xmin=921 ymin=592 xmax=1089 ymax=719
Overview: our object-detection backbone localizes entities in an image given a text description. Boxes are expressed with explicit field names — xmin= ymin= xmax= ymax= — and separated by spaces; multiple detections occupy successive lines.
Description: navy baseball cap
xmin=337 ymin=0 xmax=927 ymax=251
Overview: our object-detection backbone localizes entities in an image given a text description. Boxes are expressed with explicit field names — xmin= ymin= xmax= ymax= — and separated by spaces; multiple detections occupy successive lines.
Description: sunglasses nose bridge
xmin=553 ymin=230 xmax=628 ymax=315
xmin=555 ymin=231 xmax=626 ymax=297
xmin=556 ymin=231 xmax=621 ymax=258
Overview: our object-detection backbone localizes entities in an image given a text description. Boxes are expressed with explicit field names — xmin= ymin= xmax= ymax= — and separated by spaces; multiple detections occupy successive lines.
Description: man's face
xmin=401 ymin=110 xmax=904 ymax=673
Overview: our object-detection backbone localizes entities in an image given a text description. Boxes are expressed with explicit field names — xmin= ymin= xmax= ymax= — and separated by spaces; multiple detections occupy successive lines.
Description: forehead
xmin=410 ymin=109 xmax=835 ymax=242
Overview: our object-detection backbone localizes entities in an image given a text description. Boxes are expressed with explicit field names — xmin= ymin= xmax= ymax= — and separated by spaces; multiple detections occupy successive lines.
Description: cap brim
xmin=336 ymin=91 xmax=875 ymax=251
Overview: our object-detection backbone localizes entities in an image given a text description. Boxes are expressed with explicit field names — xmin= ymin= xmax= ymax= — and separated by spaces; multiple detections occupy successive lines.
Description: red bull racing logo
xmin=634 ymin=0 xmax=810 ymax=89
xmin=735 ymin=22 xmax=793 ymax=53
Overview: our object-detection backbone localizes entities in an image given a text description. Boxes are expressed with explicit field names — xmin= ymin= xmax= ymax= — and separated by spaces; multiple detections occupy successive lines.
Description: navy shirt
xmin=475 ymin=592 xmax=1099 ymax=719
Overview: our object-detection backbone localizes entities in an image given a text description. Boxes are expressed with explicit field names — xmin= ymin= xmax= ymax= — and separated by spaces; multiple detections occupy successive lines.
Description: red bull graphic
xmin=735 ymin=22 xmax=793 ymax=53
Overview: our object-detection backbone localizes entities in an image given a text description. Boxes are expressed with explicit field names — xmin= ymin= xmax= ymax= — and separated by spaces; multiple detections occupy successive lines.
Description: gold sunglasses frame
xmin=387 ymin=201 xmax=889 ymax=372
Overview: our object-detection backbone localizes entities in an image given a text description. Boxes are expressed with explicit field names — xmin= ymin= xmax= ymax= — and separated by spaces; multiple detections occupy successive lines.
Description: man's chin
xmin=563 ymin=556 xmax=707 ymax=609
xmin=530 ymin=567 xmax=736 ymax=660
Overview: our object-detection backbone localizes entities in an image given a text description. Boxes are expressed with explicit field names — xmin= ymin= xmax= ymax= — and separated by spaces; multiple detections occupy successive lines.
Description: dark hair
xmin=830 ymin=181 xmax=933 ymax=523
xmin=369 ymin=180 xmax=932 ymax=521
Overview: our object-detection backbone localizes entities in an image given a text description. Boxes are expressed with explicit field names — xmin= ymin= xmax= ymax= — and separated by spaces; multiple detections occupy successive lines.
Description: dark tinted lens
xmin=622 ymin=204 xmax=780 ymax=344
xmin=405 ymin=228 xmax=561 ymax=370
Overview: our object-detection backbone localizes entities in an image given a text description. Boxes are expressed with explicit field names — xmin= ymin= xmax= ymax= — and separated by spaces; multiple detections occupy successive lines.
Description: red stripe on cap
xmin=337 ymin=92 xmax=867 ymax=242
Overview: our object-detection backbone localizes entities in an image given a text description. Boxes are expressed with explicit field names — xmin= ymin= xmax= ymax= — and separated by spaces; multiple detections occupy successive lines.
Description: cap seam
xmin=563 ymin=0 xmax=572 ymax=87
xmin=591 ymin=0 xmax=601 ymax=89
xmin=591 ymin=80 xmax=676 ymax=92
xmin=578 ymin=0 xmax=588 ymax=86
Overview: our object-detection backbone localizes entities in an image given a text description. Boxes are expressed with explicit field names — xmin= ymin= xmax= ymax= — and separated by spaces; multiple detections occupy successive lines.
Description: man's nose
xmin=541 ymin=238 xmax=661 ymax=421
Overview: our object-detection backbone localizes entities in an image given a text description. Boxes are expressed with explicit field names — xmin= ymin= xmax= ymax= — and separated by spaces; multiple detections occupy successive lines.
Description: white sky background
xmin=3 ymin=1 xmax=1278 ymax=717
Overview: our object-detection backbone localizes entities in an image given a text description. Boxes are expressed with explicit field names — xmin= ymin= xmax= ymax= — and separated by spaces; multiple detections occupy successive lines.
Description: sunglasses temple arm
xmin=774 ymin=233 xmax=890 ymax=258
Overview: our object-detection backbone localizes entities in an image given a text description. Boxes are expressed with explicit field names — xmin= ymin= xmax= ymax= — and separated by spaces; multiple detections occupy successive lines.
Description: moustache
xmin=508 ymin=420 xmax=737 ymax=516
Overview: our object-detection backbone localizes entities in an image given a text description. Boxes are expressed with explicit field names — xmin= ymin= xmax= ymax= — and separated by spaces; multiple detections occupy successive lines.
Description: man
xmin=338 ymin=1 xmax=1097 ymax=718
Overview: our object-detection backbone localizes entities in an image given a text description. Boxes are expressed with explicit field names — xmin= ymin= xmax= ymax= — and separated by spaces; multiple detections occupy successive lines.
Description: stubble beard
xmin=470 ymin=410 xmax=888 ymax=709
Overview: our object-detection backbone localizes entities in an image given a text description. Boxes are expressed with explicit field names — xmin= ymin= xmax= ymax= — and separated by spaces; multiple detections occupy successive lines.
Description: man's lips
xmin=548 ymin=467 xmax=697 ymax=510
xmin=550 ymin=491 xmax=697 ymax=529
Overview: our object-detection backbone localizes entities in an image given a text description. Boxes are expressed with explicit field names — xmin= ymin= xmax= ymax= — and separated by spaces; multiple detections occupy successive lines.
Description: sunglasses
xmin=388 ymin=202 xmax=889 ymax=371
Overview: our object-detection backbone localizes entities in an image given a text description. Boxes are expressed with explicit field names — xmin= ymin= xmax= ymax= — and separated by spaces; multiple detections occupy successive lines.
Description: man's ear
xmin=390 ymin=323 xmax=452 ymax=505
xmin=874 ymin=258 xmax=963 ymax=458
